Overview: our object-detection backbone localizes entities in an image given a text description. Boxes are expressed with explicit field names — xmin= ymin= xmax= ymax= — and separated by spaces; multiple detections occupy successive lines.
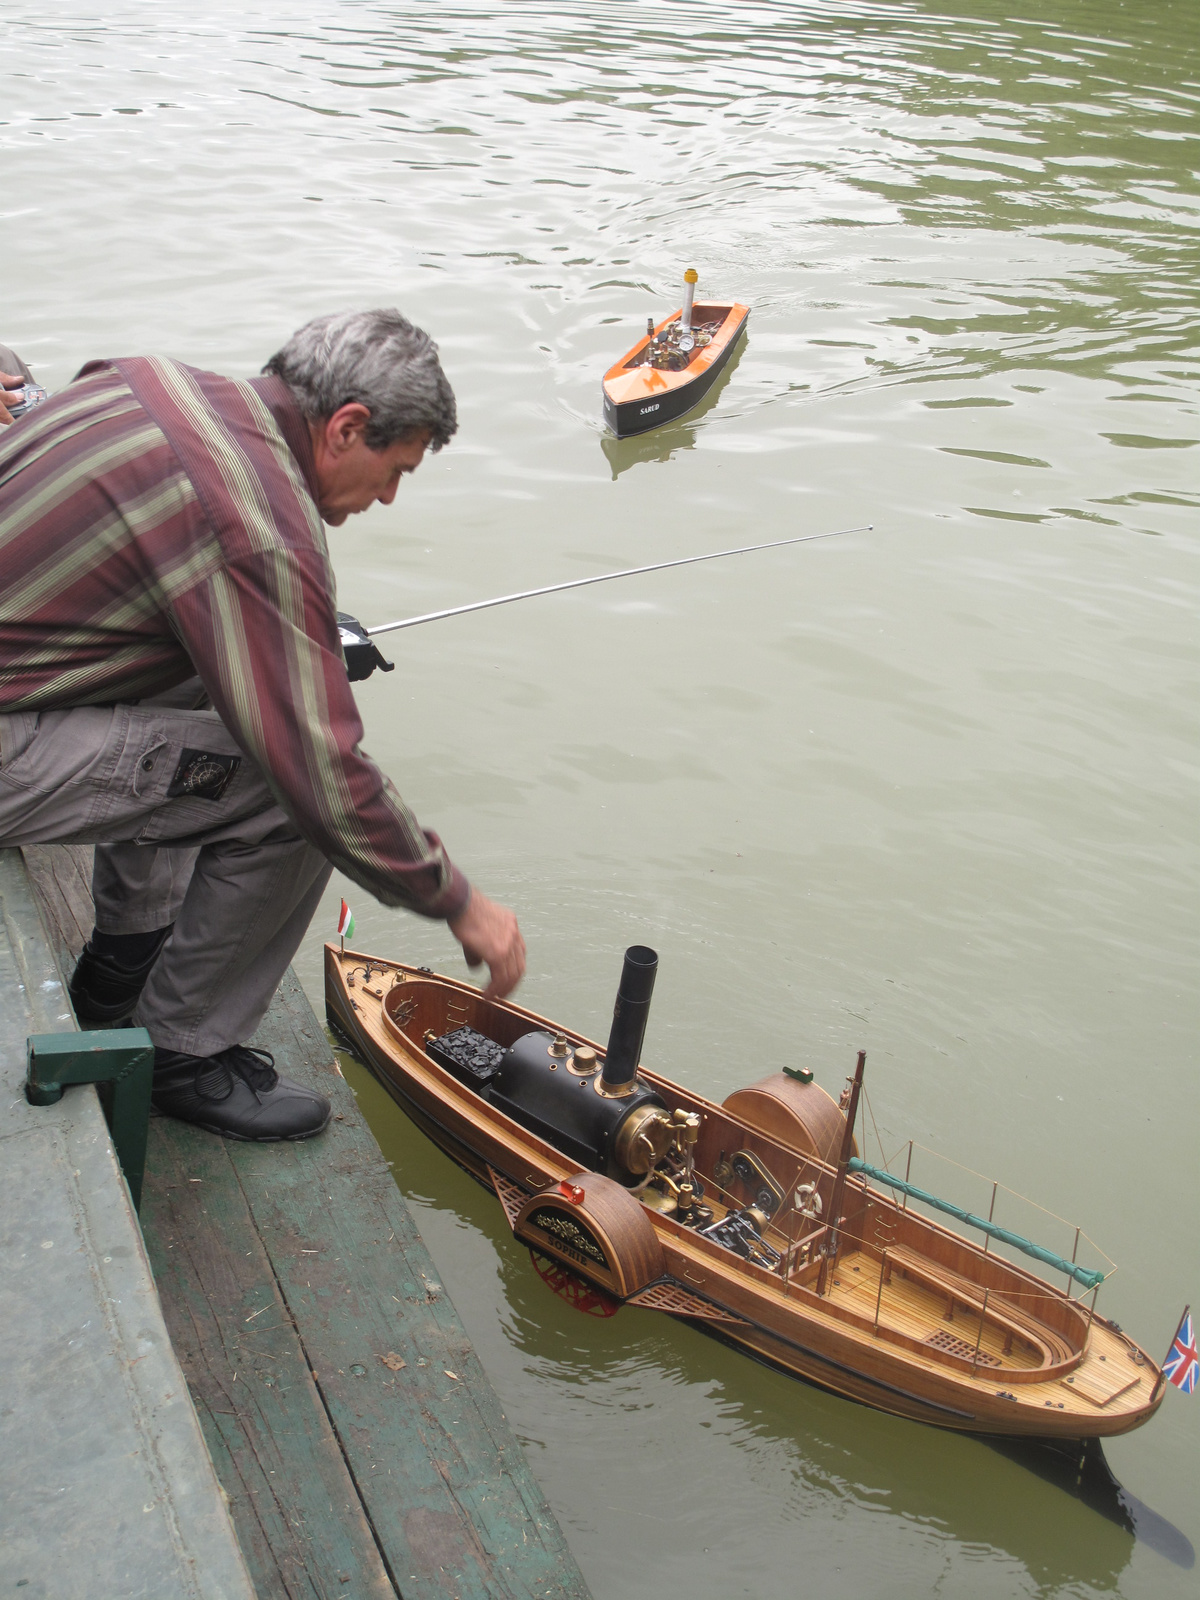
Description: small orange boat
xmin=326 ymin=942 xmax=1167 ymax=1444
xmin=603 ymin=269 xmax=749 ymax=437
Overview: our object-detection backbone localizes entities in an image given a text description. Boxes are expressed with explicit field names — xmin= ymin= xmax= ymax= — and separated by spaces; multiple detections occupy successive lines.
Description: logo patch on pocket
xmin=167 ymin=749 xmax=241 ymax=801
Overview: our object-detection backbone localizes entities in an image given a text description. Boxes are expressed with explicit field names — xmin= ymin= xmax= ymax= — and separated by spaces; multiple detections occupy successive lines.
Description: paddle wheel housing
xmin=514 ymin=1172 xmax=665 ymax=1298
xmin=723 ymin=1070 xmax=856 ymax=1167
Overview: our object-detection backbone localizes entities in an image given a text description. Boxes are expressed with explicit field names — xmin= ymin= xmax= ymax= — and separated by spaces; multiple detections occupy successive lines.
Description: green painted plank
xmin=1 ymin=848 xmax=256 ymax=1600
xmin=141 ymin=1121 xmax=397 ymax=1599
xmin=233 ymin=972 xmax=591 ymax=1600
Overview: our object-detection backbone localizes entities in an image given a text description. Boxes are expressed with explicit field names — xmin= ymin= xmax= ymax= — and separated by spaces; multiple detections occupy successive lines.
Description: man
xmin=0 ymin=310 xmax=525 ymax=1141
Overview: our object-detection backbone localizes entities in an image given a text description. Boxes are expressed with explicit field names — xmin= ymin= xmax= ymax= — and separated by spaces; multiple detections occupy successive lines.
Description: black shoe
xmin=70 ymin=927 xmax=174 ymax=1025
xmin=151 ymin=1044 xmax=332 ymax=1142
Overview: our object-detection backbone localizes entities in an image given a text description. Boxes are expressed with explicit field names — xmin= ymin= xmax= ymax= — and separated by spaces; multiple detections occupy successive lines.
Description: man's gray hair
xmin=263 ymin=309 xmax=457 ymax=451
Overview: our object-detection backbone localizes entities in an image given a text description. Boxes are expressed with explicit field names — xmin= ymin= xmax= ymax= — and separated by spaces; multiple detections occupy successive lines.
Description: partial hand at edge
xmin=0 ymin=372 xmax=22 ymax=427
xmin=448 ymin=890 xmax=526 ymax=1000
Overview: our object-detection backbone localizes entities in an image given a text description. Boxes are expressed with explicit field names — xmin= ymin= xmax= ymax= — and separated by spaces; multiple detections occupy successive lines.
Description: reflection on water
xmin=4 ymin=1 xmax=1197 ymax=1595
xmin=980 ymin=1438 xmax=1194 ymax=1573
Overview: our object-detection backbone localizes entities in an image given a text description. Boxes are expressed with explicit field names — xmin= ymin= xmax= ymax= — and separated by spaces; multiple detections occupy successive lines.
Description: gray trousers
xmin=0 ymin=682 xmax=330 ymax=1055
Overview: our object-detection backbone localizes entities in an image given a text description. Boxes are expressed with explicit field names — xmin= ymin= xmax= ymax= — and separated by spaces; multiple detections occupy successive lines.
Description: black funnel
xmin=601 ymin=946 xmax=658 ymax=1091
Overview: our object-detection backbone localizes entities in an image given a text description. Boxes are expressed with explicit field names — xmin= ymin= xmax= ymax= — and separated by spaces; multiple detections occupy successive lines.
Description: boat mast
xmin=678 ymin=267 xmax=699 ymax=352
xmin=817 ymin=1049 xmax=866 ymax=1296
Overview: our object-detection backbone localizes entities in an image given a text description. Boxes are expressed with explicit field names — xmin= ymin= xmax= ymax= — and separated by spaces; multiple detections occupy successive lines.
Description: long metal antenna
xmin=366 ymin=523 xmax=872 ymax=638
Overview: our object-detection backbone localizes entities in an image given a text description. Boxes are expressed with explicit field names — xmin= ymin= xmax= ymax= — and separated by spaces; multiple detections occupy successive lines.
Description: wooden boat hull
xmin=325 ymin=946 xmax=1165 ymax=1441
xmin=602 ymin=302 xmax=749 ymax=437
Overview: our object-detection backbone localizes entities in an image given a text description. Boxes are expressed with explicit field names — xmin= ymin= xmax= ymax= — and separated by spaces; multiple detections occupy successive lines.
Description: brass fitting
xmin=612 ymin=1105 xmax=672 ymax=1176
xmin=568 ymin=1045 xmax=598 ymax=1077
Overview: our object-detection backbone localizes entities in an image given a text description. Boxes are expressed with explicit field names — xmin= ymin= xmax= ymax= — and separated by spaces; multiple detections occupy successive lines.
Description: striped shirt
xmin=0 ymin=356 xmax=469 ymax=919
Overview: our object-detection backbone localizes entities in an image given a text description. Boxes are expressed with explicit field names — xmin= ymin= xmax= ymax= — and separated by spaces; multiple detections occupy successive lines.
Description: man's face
xmin=310 ymin=404 xmax=431 ymax=525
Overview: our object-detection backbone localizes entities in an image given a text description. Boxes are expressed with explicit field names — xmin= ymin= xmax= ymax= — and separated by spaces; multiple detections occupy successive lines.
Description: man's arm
xmin=174 ymin=548 xmax=467 ymax=915
xmin=168 ymin=548 xmax=525 ymax=996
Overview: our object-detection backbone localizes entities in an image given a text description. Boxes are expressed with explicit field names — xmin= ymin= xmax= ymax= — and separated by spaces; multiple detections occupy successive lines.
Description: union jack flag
xmin=1164 ymin=1308 xmax=1198 ymax=1394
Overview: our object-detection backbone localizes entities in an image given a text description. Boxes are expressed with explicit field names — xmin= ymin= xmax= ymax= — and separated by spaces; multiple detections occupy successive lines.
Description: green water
xmin=4 ymin=2 xmax=1197 ymax=1593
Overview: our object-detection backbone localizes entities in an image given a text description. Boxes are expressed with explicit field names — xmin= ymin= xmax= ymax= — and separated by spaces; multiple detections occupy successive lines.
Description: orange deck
xmin=602 ymin=301 xmax=750 ymax=406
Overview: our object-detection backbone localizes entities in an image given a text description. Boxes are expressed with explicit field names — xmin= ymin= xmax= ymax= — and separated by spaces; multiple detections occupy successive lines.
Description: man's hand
xmin=0 ymin=372 xmax=23 ymax=426
xmin=448 ymin=891 xmax=526 ymax=999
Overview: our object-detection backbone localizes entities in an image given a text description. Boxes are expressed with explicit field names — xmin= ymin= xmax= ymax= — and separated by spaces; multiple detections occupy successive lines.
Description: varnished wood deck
xmin=24 ymin=845 xmax=590 ymax=1600
xmin=827 ymin=1250 xmax=1045 ymax=1371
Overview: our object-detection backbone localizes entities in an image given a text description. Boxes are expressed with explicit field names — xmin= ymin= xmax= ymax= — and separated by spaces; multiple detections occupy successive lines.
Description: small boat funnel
xmin=681 ymin=268 xmax=698 ymax=333
xmin=600 ymin=946 xmax=658 ymax=1093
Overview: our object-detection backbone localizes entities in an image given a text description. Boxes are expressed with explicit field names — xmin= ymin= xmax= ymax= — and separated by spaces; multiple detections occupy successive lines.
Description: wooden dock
xmin=18 ymin=844 xmax=590 ymax=1600
xmin=0 ymin=847 xmax=256 ymax=1600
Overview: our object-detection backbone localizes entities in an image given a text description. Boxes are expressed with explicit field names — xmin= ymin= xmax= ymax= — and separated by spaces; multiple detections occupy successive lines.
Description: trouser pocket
xmin=0 ymin=712 xmax=40 ymax=773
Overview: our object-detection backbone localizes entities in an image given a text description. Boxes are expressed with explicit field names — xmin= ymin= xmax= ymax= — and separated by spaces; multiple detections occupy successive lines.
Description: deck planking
xmin=827 ymin=1250 xmax=1043 ymax=1370
xmin=23 ymin=844 xmax=590 ymax=1600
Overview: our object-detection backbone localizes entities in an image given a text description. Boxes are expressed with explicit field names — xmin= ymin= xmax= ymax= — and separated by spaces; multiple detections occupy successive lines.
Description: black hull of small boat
xmin=604 ymin=311 xmax=748 ymax=438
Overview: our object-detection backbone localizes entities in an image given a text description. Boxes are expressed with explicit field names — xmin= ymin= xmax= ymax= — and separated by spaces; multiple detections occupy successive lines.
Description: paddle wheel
xmin=530 ymin=1251 xmax=620 ymax=1318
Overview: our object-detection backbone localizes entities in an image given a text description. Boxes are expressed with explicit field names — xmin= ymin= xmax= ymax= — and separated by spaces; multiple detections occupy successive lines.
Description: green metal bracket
xmin=783 ymin=1064 xmax=815 ymax=1084
xmin=26 ymin=1030 xmax=155 ymax=1212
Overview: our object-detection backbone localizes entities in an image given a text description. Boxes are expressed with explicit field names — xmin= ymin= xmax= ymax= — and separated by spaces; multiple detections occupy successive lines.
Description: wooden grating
xmin=628 ymin=1280 xmax=750 ymax=1325
xmin=925 ymin=1328 xmax=1001 ymax=1366
xmin=488 ymin=1166 xmax=528 ymax=1230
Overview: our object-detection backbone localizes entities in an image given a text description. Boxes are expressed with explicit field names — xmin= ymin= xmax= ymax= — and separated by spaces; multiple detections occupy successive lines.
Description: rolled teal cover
xmin=847 ymin=1158 xmax=1105 ymax=1292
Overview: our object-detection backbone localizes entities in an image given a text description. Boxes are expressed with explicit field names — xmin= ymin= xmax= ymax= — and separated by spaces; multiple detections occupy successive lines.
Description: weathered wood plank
xmin=144 ymin=1123 xmax=397 ymax=1599
xmin=20 ymin=844 xmax=358 ymax=1599
xmin=21 ymin=841 xmax=95 ymax=958
xmin=235 ymin=973 xmax=589 ymax=1600
xmin=1 ymin=849 xmax=256 ymax=1600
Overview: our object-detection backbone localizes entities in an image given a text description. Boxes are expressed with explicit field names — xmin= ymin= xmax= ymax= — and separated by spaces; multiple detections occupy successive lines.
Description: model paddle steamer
xmin=326 ymin=942 xmax=1165 ymax=1441
xmin=603 ymin=269 xmax=749 ymax=437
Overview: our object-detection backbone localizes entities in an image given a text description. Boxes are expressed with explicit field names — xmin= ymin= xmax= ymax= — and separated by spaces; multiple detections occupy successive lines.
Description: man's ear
xmin=323 ymin=402 xmax=372 ymax=455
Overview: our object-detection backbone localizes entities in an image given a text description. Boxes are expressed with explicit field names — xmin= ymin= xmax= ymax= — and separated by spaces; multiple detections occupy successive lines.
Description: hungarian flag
xmin=1164 ymin=1308 xmax=1198 ymax=1394
xmin=337 ymin=899 xmax=355 ymax=941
